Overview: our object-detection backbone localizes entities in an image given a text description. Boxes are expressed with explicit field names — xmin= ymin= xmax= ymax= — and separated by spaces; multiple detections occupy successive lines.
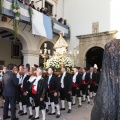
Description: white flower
xmin=17 ymin=9 xmax=21 ymax=13
xmin=13 ymin=9 xmax=17 ymax=13
xmin=15 ymin=16 xmax=20 ymax=21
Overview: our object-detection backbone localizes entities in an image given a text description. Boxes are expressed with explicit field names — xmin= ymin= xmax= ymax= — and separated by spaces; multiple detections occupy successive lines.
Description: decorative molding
xmin=76 ymin=30 xmax=118 ymax=39
xmin=92 ymin=22 xmax=99 ymax=33
xmin=21 ymin=50 xmax=40 ymax=56
xmin=52 ymin=0 xmax=58 ymax=4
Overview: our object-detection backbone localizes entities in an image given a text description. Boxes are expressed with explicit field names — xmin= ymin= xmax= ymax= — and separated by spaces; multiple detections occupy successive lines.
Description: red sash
xmin=72 ymin=82 xmax=78 ymax=87
xmin=82 ymin=80 xmax=88 ymax=85
xmin=32 ymin=85 xmax=37 ymax=94
xmin=49 ymin=90 xmax=56 ymax=93
xmin=90 ymin=79 xmax=96 ymax=84
xmin=20 ymin=84 xmax=26 ymax=92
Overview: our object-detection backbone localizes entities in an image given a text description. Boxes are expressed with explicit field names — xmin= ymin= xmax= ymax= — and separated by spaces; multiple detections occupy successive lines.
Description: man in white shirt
xmin=60 ymin=66 xmax=72 ymax=113
xmin=72 ymin=67 xmax=82 ymax=107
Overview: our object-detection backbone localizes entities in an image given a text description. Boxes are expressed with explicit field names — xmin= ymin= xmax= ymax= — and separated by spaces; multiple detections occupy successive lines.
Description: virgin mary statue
xmin=91 ymin=39 xmax=120 ymax=120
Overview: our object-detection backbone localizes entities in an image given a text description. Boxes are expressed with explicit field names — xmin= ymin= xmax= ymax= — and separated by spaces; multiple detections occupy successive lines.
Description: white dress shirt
xmin=61 ymin=72 xmax=66 ymax=88
xmin=48 ymin=75 xmax=52 ymax=85
xmin=73 ymin=72 xmax=78 ymax=83
xmin=90 ymin=72 xmax=93 ymax=79
xmin=33 ymin=75 xmax=42 ymax=91
xmin=82 ymin=72 xmax=86 ymax=80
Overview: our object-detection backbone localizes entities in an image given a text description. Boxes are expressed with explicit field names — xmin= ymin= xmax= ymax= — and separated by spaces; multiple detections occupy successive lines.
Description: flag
xmin=32 ymin=9 xmax=53 ymax=40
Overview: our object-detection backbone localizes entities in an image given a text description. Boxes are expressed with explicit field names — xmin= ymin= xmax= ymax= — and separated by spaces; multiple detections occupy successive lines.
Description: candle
xmin=40 ymin=49 xmax=42 ymax=54
xmin=44 ymin=49 xmax=47 ymax=54
xmin=77 ymin=51 xmax=79 ymax=54
xmin=48 ymin=50 xmax=50 ymax=54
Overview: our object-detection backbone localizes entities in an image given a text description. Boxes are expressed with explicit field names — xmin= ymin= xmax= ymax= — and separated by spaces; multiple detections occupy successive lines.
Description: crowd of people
xmin=0 ymin=63 xmax=100 ymax=120
xmin=18 ymin=0 xmax=67 ymax=25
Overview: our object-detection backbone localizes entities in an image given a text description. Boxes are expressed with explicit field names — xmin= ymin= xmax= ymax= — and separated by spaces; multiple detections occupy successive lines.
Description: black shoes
xmin=60 ymin=108 xmax=65 ymax=110
xmin=72 ymin=103 xmax=76 ymax=105
xmin=56 ymin=114 xmax=60 ymax=118
xmin=3 ymin=116 xmax=11 ymax=120
xmin=78 ymin=105 xmax=82 ymax=107
xmin=18 ymin=110 xmax=23 ymax=114
xmin=28 ymin=115 xmax=33 ymax=119
xmin=13 ymin=118 xmax=19 ymax=120
xmin=31 ymin=117 xmax=39 ymax=120
xmin=46 ymin=109 xmax=49 ymax=113
xmin=88 ymin=101 xmax=90 ymax=104
xmin=67 ymin=109 xmax=71 ymax=113
xmin=48 ymin=112 xmax=56 ymax=115
xmin=20 ymin=112 xmax=27 ymax=116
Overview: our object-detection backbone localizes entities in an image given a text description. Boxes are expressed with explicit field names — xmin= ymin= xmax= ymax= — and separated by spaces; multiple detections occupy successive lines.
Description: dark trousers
xmin=33 ymin=94 xmax=45 ymax=110
xmin=21 ymin=93 xmax=31 ymax=107
xmin=60 ymin=88 xmax=71 ymax=102
xmin=0 ymin=82 xmax=3 ymax=96
xmin=49 ymin=92 xmax=59 ymax=104
xmin=72 ymin=87 xmax=80 ymax=97
xmin=82 ymin=84 xmax=89 ymax=96
xmin=90 ymin=84 xmax=96 ymax=93
xmin=3 ymin=96 xmax=16 ymax=120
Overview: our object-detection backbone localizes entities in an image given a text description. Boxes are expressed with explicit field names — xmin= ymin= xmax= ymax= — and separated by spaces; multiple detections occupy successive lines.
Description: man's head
xmin=48 ymin=67 xmax=54 ymax=75
xmin=3 ymin=66 xmax=7 ymax=73
xmin=13 ymin=65 xmax=18 ymax=73
xmin=73 ymin=67 xmax=79 ymax=73
xmin=79 ymin=67 xmax=83 ymax=73
xmin=7 ymin=63 xmax=14 ymax=71
xmin=31 ymin=1 xmax=34 ymax=4
xmin=61 ymin=66 xmax=67 ymax=73
xmin=36 ymin=67 xmax=43 ymax=76
xmin=19 ymin=65 xmax=24 ymax=72
xmin=24 ymin=64 xmax=30 ymax=73
xmin=83 ymin=68 xmax=87 ymax=73
xmin=94 ymin=68 xmax=97 ymax=73
xmin=90 ymin=67 xmax=94 ymax=72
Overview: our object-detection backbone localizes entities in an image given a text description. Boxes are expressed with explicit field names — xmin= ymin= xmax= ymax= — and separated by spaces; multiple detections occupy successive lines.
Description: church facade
xmin=0 ymin=0 xmax=120 ymax=68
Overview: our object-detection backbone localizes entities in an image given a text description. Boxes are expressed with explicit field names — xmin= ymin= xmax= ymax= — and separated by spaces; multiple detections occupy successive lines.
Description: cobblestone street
xmin=0 ymin=99 xmax=93 ymax=120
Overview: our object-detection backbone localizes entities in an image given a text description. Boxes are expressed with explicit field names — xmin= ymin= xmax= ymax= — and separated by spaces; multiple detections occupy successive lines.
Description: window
xmin=45 ymin=1 xmax=53 ymax=14
xmin=11 ymin=42 xmax=22 ymax=59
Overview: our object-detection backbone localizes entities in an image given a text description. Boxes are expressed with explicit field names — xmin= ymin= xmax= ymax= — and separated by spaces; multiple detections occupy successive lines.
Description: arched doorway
xmin=86 ymin=46 xmax=104 ymax=70
xmin=0 ymin=28 xmax=23 ymax=66
xmin=39 ymin=41 xmax=54 ymax=67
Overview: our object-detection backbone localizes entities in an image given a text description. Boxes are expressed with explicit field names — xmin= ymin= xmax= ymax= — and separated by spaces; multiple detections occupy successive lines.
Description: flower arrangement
xmin=46 ymin=56 xmax=73 ymax=72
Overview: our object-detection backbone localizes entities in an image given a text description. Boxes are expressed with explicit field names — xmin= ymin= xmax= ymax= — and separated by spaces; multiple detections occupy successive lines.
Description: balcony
xmin=2 ymin=0 xmax=69 ymax=38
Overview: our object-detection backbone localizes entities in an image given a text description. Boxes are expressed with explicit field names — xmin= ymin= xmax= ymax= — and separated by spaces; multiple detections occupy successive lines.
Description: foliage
xmin=28 ymin=7 xmax=33 ymax=24
xmin=0 ymin=0 xmax=3 ymax=15
xmin=68 ymin=26 xmax=71 ymax=38
xmin=11 ymin=0 xmax=20 ymax=39
xmin=52 ymin=19 xmax=54 ymax=28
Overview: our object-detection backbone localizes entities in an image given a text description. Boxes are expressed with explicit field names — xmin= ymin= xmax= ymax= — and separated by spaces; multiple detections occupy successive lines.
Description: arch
xmin=36 ymin=37 xmax=56 ymax=51
xmin=79 ymin=43 xmax=105 ymax=68
xmin=83 ymin=44 xmax=104 ymax=59
xmin=85 ymin=46 xmax=104 ymax=69
xmin=0 ymin=22 xmax=32 ymax=50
